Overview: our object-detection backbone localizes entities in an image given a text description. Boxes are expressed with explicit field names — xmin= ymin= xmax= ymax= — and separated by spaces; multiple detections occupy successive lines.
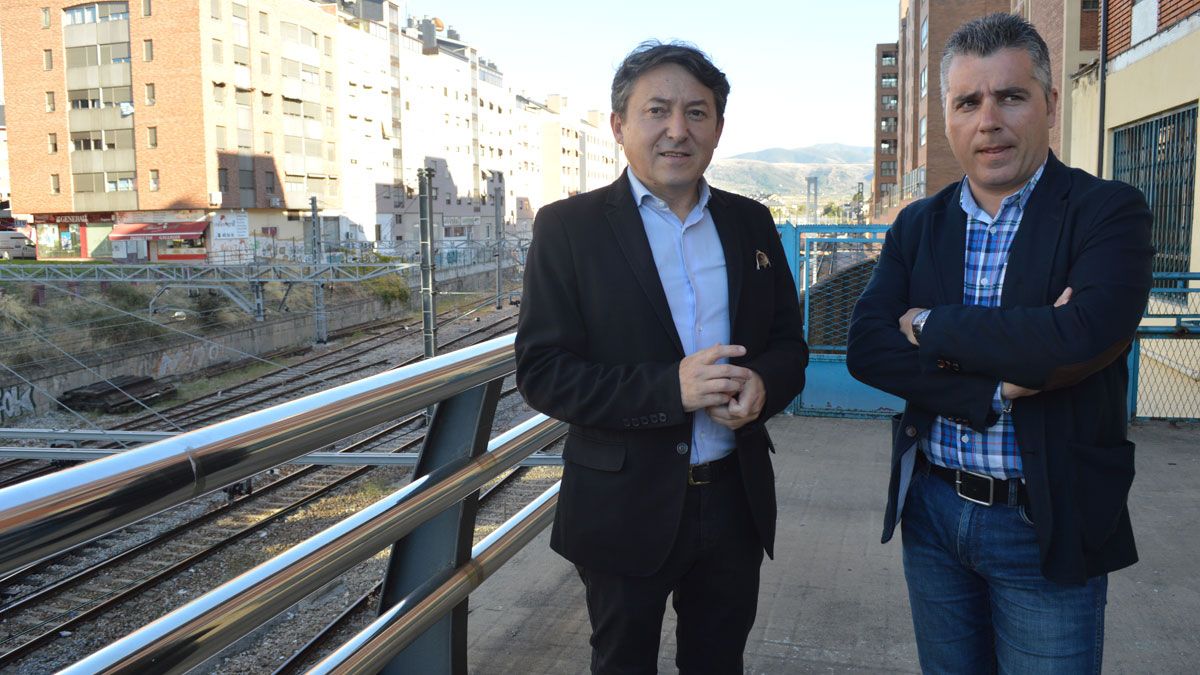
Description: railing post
xmin=1127 ymin=335 xmax=1141 ymax=422
xmin=378 ymin=378 xmax=503 ymax=674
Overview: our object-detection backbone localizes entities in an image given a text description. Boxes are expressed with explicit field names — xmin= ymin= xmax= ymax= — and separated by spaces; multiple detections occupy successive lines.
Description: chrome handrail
xmin=60 ymin=414 xmax=565 ymax=674
xmin=308 ymin=482 xmax=561 ymax=674
xmin=0 ymin=334 xmax=516 ymax=575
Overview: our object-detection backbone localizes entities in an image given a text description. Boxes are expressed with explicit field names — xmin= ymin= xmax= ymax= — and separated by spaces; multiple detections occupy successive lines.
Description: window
xmin=67 ymin=46 xmax=99 ymax=68
xmin=324 ymin=35 xmax=332 ymax=56
xmin=881 ymin=117 xmax=897 ymax=133
xmin=145 ymin=83 xmax=156 ymax=105
xmin=1113 ymin=104 xmax=1197 ymax=285
xmin=265 ymin=171 xmax=275 ymax=194
xmin=43 ymin=49 xmax=53 ymax=70
xmin=325 ymin=107 xmax=334 ymax=126
xmin=881 ymin=74 xmax=897 ymax=89
xmin=213 ymin=83 xmax=225 ymax=103
xmin=880 ymin=139 xmax=896 ymax=155
xmin=50 ymin=174 xmax=61 ymax=194
xmin=262 ymin=131 xmax=273 ymax=154
xmin=881 ymin=52 xmax=896 ymax=67
xmin=108 ymin=129 xmax=134 ymax=150
xmin=235 ymin=89 xmax=251 ymax=107
xmin=239 ymin=169 xmax=254 ymax=188
xmin=232 ymin=2 xmax=247 ymax=19
xmin=142 ymin=0 xmax=151 ymax=16
xmin=102 ymin=86 xmax=132 ymax=106
xmin=218 ymin=168 xmax=229 ymax=191
xmin=69 ymin=88 xmax=101 ymax=109
xmin=212 ymin=38 xmax=223 ymax=63
xmin=881 ymin=94 xmax=898 ymax=110
xmin=920 ymin=17 xmax=929 ymax=49
xmin=73 ymin=172 xmax=103 ymax=192
xmin=149 ymin=169 xmax=159 ymax=191
xmin=919 ymin=116 xmax=927 ymax=146
xmin=281 ymin=58 xmax=300 ymax=78
xmin=45 ymin=91 xmax=55 ymax=112
xmin=215 ymin=125 xmax=226 ymax=149
xmin=261 ymin=93 xmax=272 ymax=114
xmin=920 ymin=67 xmax=928 ymax=98
xmin=48 ymin=133 xmax=58 ymax=153
xmin=260 ymin=52 xmax=271 ymax=74
xmin=324 ymin=71 xmax=333 ymax=90
xmin=143 ymin=39 xmax=153 ymax=61
xmin=100 ymin=42 xmax=131 ymax=64
xmin=148 ymin=126 xmax=158 ymax=148
xmin=881 ymin=161 xmax=897 ymax=177
xmin=42 ymin=7 xmax=51 ymax=28
xmin=259 ymin=11 xmax=269 ymax=33
xmin=106 ymin=171 xmax=135 ymax=192
xmin=72 ymin=130 xmax=103 ymax=150
xmin=211 ymin=0 xmax=221 ymax=19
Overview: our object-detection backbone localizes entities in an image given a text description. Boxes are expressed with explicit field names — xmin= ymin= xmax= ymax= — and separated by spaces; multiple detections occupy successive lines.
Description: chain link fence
xmin=1131 ymin=273 xmax=1200 ymax=421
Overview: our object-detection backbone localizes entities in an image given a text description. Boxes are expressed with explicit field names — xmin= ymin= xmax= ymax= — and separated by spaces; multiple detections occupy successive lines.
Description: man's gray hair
xmin=611 ymin=41 xmax=730 ymax=120
xmin=940 ymin=13 xmax=1053 ymax=104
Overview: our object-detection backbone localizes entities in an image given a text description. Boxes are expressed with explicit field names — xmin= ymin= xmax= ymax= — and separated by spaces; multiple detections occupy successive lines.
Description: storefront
xmin=110 ymin=220 xmax=209 ymax=262
xmin=31 ymin=212 xmax=114 ymax=260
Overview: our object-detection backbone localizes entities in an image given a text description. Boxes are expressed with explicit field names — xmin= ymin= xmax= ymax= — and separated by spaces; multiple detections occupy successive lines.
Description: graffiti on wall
xmin=0 ymin=385 xmax=36 ymax=423
xmin=156 ymin=343 xmax=228 ymax=379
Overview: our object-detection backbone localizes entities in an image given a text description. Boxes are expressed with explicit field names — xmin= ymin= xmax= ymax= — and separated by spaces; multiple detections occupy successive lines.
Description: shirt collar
xmin=627 ymin=167 xmax=711 ymax=213
xmin=959 ymin=160 xmax=1047 ymax=218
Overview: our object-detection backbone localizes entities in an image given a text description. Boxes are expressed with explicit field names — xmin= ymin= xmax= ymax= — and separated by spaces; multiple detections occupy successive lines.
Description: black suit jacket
xmin=846 ymin=153 xmax=1154 ymax=584
xmin=515 ymin=172 xmax=808 ymax=576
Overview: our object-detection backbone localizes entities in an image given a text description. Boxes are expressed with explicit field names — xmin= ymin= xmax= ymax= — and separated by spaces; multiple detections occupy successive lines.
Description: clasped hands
xmin=679 ymin=344 xmax=763 ymax=430
xmin=897 ymin=287 xmax=1073 ymax=402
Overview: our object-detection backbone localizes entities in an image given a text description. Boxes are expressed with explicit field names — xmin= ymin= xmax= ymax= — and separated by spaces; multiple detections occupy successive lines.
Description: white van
xmin=0 ymin=231 xmax=37 ymax=259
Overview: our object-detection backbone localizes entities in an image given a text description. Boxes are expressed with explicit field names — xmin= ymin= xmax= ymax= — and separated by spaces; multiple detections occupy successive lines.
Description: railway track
xmin=0 ymin=305 xmax=518 ymax=490
xmin=0 ymin=309 xmax=524 ymax=669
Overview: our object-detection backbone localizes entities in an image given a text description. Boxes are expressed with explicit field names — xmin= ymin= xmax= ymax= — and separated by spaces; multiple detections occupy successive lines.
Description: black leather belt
xmin=688 ymin=453 xmax=738 ymax=486
xmin=919 ymin=453 xmax=1027 ymax=507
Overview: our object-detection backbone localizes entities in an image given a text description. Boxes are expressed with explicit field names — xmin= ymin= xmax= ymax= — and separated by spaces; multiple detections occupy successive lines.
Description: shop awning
xmin=110 ymin=222 xmax=208 ymax=241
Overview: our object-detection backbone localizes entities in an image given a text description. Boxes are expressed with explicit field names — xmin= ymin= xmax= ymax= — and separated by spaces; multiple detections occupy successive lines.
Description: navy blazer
xmin=847 ymin=153 xmax=1154 ymax=584
xmin=516 ymin=172 xmax=808 ymax=576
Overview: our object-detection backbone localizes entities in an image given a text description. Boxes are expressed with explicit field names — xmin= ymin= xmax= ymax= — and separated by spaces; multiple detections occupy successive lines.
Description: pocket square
xmin=755 ymin=249 xmax=771 ymax=270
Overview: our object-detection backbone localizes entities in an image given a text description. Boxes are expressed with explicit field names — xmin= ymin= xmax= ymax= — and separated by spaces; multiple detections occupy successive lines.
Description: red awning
xmin=110 ymin=222 xmax=208 ymax=241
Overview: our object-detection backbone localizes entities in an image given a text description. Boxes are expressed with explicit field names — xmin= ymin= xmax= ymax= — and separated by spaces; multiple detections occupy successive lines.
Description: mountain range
xmin=705 ymin=143 xmax=874 ymax=203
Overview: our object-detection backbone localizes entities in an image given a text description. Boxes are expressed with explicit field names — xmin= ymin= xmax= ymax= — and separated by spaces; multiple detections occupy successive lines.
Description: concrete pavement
xmin=467 ymin=416 xmax=1200 ymax=673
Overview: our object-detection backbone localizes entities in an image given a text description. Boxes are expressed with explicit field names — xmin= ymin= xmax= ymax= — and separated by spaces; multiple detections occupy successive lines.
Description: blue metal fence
xmin=777 ymin=224 xmax=902 ymax=418
xmin=776 ymin=226 xmax=1200 ymax=422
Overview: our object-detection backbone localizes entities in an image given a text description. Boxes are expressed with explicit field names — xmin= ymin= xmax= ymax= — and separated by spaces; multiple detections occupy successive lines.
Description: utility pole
xmin=493 ymin=174 xmax=504 ymax=309
xmin=311 ymin=195 xmax=327 ymax=343
xmin=419 ymin=168 xmax=437 ymax=359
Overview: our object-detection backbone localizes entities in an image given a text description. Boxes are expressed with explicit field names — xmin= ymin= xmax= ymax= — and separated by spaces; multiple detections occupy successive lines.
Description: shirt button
xmin=981 ymin=279 xmax=990 ymax=286
xmin=960 ymin=434 xmax=970 ymax=443
xmin=676 ymin=442 xmax=689 ymax=455
xmin=988 ymin=227 xmax=997 ymax=235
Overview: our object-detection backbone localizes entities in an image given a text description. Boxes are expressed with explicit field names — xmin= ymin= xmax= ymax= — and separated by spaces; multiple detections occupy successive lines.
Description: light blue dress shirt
xmin=627 ymin=169 xmax=735 ymax=465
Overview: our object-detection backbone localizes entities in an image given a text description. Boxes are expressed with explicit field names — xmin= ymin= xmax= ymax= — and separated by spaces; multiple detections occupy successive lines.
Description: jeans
xmin=901 ymin=467 xmax=1108 ymax=674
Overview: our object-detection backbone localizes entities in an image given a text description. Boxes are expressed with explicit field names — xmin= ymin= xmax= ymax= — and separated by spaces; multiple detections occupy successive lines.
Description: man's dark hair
xmin=611 ymin=41 xmax=730 ymax=120
xmin=940 ymin=13 xmax=1052 ymax=104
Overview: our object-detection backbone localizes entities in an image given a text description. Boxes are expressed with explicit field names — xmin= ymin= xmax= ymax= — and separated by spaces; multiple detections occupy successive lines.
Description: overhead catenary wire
xmin=0 ymin=362 xmax=127 ymax=444
xmin=2 ymin=314 xmax=185 ymax=432
xmin=31 ymin=281 xmax=352 ymax=391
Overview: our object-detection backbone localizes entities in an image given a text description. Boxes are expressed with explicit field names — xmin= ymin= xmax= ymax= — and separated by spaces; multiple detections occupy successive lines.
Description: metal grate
xmin=1112 ymin=105 xmax=1197 ymax=289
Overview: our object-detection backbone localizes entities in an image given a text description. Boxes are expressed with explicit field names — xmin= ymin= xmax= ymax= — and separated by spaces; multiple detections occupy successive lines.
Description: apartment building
xmin=581 ymin=110 xmax=621 ymax=194
xmin=1071 ymin=0 xmax=1199 ymax=279
xmin=0 ymin=0 xmax=355 ymax=262
xmin=873 ymin=42 xmax=899 ymax=218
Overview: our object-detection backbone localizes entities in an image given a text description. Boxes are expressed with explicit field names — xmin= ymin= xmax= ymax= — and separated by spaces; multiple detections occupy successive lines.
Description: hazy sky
xmin=402 ymin=0 xmax=900 ymax=158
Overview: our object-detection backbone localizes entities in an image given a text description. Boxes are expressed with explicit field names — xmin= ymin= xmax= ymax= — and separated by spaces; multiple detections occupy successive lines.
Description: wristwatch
xmin=911 ymin=309 xmax=932 ymax=343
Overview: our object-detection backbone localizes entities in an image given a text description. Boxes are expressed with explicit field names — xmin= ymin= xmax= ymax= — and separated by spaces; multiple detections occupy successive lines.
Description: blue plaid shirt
xmin=924 ymin=163 xmax=1045 ymax=479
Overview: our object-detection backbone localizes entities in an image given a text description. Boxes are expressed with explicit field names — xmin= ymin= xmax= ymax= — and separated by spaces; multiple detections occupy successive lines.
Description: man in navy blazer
xmin=516 ymin=42 xmax=806 ymax=673
xmin=847 ymin=14 xmax=1153 ymax=674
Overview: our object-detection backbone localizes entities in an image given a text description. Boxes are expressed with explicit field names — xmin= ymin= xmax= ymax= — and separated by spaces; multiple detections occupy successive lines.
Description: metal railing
xmin=0 ymin=334 xmax=567 ymax=673
xmin=1130 ymin=272 xmax=1200 ymax=421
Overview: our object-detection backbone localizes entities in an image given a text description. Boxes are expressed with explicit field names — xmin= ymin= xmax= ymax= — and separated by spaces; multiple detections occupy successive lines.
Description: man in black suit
xmin=847 ymin=14 xmax=1153 ymax=673
xmin=515 ymin=41 xmax=807 ymax=673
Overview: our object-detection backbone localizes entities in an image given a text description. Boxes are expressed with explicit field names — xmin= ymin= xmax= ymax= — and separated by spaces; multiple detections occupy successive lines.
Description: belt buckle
xmin=955 ymin=470 xmax=994 ymax=506
xmin=688 ymin=463 xmax=712 ymax=486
